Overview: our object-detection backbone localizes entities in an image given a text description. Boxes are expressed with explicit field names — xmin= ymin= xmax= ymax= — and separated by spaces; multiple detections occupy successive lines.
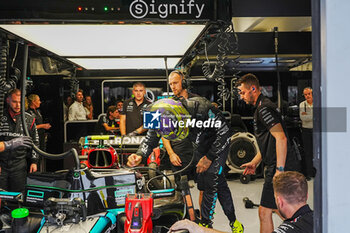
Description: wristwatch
xmin=276 ymin=166 xmax=285 ymax=172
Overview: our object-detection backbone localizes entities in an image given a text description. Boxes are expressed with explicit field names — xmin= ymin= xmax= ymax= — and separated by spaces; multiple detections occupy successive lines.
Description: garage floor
xmin=188 ymin=176 xmax=314 ymax=233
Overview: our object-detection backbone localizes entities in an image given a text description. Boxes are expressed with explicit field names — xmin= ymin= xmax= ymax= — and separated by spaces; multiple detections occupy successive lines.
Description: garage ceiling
xmin=0 ymin=0 xmax=312 ymax=75
xmin=0 ymin=24 xmax=205 ymax=70
xmin=184 ymin=16 xmax=312 ymax=74
xmin=232 ymin=17 xmax=311 ymax=32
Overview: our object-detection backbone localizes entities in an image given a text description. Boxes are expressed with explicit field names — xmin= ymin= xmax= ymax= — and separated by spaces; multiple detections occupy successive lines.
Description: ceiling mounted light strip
xmin=0 ymin=24 xmax=205 ymax=57
xmin=68 ymin=57 xmax=181 ymax=70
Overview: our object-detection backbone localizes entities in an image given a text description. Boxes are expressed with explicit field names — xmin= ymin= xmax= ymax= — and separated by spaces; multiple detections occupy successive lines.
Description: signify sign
xmin=129 ymin=0 xmax=211 ymax=20
xmin=0 ymin=0 xmax=214 ymax=21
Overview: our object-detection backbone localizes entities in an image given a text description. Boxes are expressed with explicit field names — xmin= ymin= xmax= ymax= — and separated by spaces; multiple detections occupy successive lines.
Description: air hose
xmin=146 ymin=148 xmax=196 ymax=192
xmin=0 ymin=39 xmax=18 ymax=121
xmin=148 ymin=162 xmax=164 ymax=190
xmin=202 ymin=22 xmax=240 ymax=109
xmin=19 ymin=44 xmax=80 ymax=170
xmin=128 ymin=166 xmax=172 ymax=193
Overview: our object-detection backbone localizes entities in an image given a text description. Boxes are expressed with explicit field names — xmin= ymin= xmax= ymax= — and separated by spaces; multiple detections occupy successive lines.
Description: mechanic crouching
xmin=0 ymin=89 xmax=39 ymax=192
xmin=127 ymin=97 xmax=244 ymax=233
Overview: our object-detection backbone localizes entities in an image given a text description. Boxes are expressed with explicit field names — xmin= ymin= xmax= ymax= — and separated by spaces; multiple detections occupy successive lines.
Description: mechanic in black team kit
xmin=127 ymin=95 xmax=244 ymax=232
xmin=164 ymin=70 xmax=241 ymax=231
xmin=162 ymin=70 xmax=198 ymax=183
xmin=272 ymin=171 xmax=313 ymax=233
xmin=169 ymin=171 xmax=313 ymax=233
xmin=120 ymin=82 xmax=151 ymax=136
xmin=237 ymin=73 xmax=300 ymax=233
xmin=0 ymin=89 xmax=39 ymax=192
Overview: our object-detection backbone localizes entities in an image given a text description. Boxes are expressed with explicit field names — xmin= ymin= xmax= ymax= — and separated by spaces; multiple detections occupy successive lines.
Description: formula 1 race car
xmin=0 ymin=137 xmax=192 ymax=233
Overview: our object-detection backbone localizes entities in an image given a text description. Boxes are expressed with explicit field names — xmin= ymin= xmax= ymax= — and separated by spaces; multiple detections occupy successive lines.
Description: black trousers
xmin=0 ymin=162 xmax=27 ymax=192
xmin=197 ymin=146 xmax=236 ymax=223
xmin=301 ymin=128 xmax=314 ymax=177
xmin=171 ymin=150 xmax=196 ymax=185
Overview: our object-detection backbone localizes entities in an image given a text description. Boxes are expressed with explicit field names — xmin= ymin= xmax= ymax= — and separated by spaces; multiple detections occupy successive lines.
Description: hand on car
xmin=127 ymin=130 xmax=138 ymax=137
xmin=29 ymin=163 xmax=37 ymax=173
xmin=127 ymin=154 xmax=142 ymax=167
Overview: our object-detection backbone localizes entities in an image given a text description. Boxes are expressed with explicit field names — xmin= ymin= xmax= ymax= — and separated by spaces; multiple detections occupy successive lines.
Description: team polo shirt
xmin=120 ymin=98 xmax=151 ymax=134
xmin=254 ymin=94 xmax=297 ymax=167
xmin=273 ymin=205 xmax=313 ymax=233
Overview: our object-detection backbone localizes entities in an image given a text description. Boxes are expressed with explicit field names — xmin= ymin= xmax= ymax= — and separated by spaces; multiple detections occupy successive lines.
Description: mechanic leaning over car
xmin=127 ymin=96 xmax=244 ymax=232
xmin=0 ymin=88 xmax=39 ymax=192
xmin=162 ymin=70 xmax=198 ymax=185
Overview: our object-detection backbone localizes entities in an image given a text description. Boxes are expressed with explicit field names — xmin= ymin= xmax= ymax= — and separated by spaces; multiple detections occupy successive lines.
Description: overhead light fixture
xmin=68 ymin=57 xmax=181 ymax=70
xmin=238 ymin=59 xmax=263 ymax=64
xmin=271 ymin=59 xmax=297 ymax=63
xmin=0 ymin=24 xmax=205 ymax=57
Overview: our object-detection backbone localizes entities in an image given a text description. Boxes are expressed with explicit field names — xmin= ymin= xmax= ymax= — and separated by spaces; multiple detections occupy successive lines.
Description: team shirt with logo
xmin=120 ymin=98 xmax=151 ymax=135
xmin=253 ymin=94 xmax=298 ymax=169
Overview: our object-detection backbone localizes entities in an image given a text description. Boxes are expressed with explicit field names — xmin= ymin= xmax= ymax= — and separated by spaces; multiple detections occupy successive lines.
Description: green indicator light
xmin=104 ymin=6 xmax=108 ymax=11
xmin=11 ymin=208 xmax=29 ymax=218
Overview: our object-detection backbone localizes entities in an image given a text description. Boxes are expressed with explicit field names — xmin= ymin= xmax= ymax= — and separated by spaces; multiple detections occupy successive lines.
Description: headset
xmin=171 ymin=70 xmax=190 ymax=90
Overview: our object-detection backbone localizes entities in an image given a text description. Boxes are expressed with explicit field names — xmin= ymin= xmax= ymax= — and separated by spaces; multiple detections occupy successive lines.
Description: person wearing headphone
xmin=163 ymin=70 xmax=197 ymax=182
xmin=128 ymin=95 xmax=244 ymax=232
xmin=140 ymin=70 xmax=244 ymax=232
xmin=237 ymin=73 xmax=300 ymax=233
xmin=168 ymin=70 xmax=192 ymax=99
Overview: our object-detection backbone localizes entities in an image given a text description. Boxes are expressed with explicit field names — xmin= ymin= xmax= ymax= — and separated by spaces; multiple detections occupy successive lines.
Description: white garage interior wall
xmin=321 ymin=0 xmax=350 ymax=232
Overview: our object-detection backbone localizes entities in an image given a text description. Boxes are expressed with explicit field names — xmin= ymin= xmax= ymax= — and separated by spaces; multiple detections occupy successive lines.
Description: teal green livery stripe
xmin=26 ymin=183 xmax=135 ymax=193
